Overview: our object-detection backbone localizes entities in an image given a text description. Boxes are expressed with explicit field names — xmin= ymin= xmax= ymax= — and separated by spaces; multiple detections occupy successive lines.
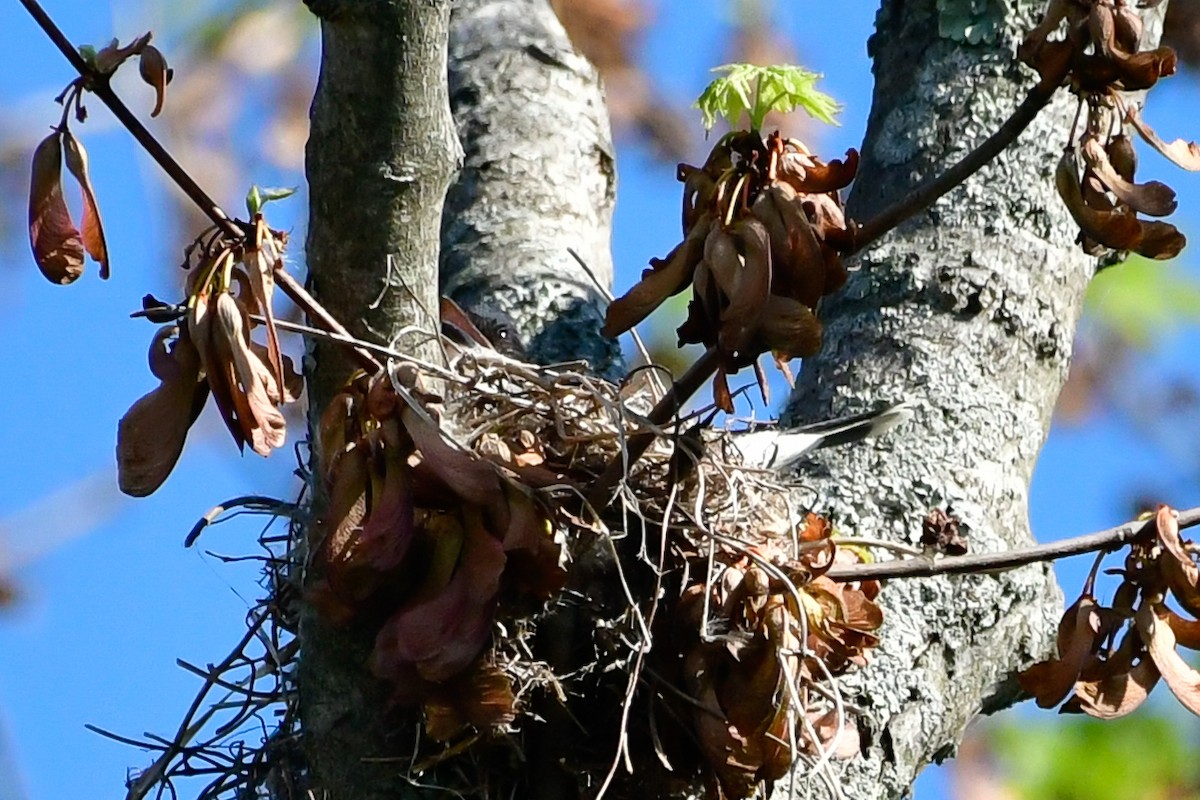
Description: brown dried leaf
xmin=320 ymin=443 xmax=369 ymax=565
xmin=61 ymin=130 xmax=109 ymax=279
xmin=778 ymin=148 xmax=858 ymax=194
xmin=1055 ymin=149 xmax=1143 ymax=251
xmin=117 ymin=326 xmax=207 ymax=497
xmin=803 ymin=708 xmax=860 ymax=760
xmin=400 ymin=403 xmax=503 ymax=507
xmin=680 ymin=163 xmax=717 ymax=235
xmin=371 ymin=510 xmax=505 ymax=683
xmin=685 ymin=649 xmax=757 ymax=799
xmin=1066 ymin=631 xmax=1159 ymax=719
xmin=213 ymin=293 xmax=286 ymax=455
xmin=1136 ymin=220 xmax=1186 ymax=260
xmin=243 ymin=220 xmax=285 ymax=392
xmin=1018 ymin=594 xmax=1105 ymax=708
xmin=1114 ymin=3 xmax=1143 ymax=53
xmin=1089 ymin=3 xmax=1119 ymax=58
xmin=356 ymin=437 xmax=416 ymax=572
xmin=719 ymin=218 xmax=773 ymax=360
xmin=1156 ymin=505 xmax=1200 ymax=615
xmin=1128 ymin=108 xmax=1200 ymax=172
xmin=603 ymin=213 xmax=710 ymax=337
xmin=1081 ymin=137 xmax=1177 ymax=217
xmin=752 ymin=183 xmax=826 ymax=309
xmin=422 ymin=661 xmax=516 ymax=741
xmin=1163 ymin=609 xmax=1200 ymax=650
xmin=757 ymin=295 xmax=822 ymax=360
xmin=249 ymin=342 xmax=302 ymax=404
xmin=1136 ymin=602 xmax=1200 ymax=715
xmin=190 ymin=291 xmax=245 ymax=451
xmin=1107 ymin=134 xmax=1138 ymax=182
xmin=138 ymin=45 xmax=172 ymax=118
xmin=28 ymin=131 xmax=84 ymax=284
xmin=318 ymin=383 xmax=361 ymax=481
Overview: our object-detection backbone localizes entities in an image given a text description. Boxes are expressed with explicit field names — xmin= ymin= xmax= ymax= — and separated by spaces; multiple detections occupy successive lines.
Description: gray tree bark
xmin=299 ymin=1 xmax=461 ymax=796
xmin=781 ymin=1 xmax=1167 ymax=798
xmin=441 ymin=0 xmax=619 ymax=374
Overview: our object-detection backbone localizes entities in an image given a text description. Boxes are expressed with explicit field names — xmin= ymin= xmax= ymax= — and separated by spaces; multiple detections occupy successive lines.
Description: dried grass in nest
xmin=116 ymin=338 xmax=880 ymax=800
xmin=433 ymin=346 xmax=881 ymax=799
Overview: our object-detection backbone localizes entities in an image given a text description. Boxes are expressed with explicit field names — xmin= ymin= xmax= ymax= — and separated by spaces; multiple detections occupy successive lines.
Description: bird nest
xmin=107 ymin=340 xmax=883 ymax=800
xmin=302 ymin=343 xmax=885 ymax=799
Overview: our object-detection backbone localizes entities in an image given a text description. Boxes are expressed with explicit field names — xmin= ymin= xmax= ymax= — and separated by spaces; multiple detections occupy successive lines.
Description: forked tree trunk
xmin=295 ymin=0 xmax=1168 ymax=798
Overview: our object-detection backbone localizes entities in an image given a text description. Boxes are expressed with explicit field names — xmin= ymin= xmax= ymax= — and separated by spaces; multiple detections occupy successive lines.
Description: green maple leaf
xmin=694 ymin=63 xmax=840 ymax=133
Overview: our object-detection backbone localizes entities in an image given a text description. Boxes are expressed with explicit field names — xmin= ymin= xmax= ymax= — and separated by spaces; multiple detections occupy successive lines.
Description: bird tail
xmin=792 ymin=401 xmax=914 ymax=451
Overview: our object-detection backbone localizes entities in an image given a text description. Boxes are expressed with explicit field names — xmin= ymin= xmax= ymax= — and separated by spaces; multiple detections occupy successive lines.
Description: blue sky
xmin=0 ymin=1 xmax=1198 ymax=799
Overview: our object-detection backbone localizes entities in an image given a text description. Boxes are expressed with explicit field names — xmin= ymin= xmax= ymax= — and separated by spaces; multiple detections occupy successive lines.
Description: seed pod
xmin=1106 ymin=134 xmax=1137 ymax=181
xmin=1081 ymin=136 xmax=1177 ymax=217
xmin=719 ymin=218 xmax=773 ymax=360
xmin=28 ymin=131 xmax=85 ymax=284
xmin=1113 ymin=3 xmax=1142 ymax=53
xmin=1055 ymin=148 xmax=1142 ymax=251
xmin=138 ymin=44 xmax=173 ymax=117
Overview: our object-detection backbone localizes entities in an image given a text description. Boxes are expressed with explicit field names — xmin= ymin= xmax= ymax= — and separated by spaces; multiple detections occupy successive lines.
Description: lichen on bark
xmin=777 ymin=1 xmax=1168 ymax=797
xmin=440 ymin=0 xmax=619 ymax=375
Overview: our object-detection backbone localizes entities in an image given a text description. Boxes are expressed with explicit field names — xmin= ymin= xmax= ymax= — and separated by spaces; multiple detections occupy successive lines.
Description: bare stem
xmin=850 ymin=65 xmax=1069 ymax=252
xmin=825 ymin=506 xmax=1200 ymax=582
xmin=273 ymin=268 xmax=381 ymax=370
xmin=19 ymin=0 xmax=239 ymax=238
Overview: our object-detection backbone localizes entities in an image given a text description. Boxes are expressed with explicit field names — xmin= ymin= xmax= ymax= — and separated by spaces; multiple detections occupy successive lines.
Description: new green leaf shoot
xmin=694 ymin=64 xmax=841 ymax=133
xmin=245 ymin=184 xmax=297 ymax=216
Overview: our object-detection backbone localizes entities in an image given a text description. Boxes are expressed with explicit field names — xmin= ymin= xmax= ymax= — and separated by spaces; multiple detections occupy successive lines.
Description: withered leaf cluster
xmin=603 ymin=132 xmax=855 ymax=411
xmin=117 ymin=217 xmax=301 ymax=496
xmin=28 ymin=126 xmax=107 ymax=283
xmin=83 ymin=32 xmax=174 ymax=117
xmin=27 ymin=31 xmax=174 ymax=283
xmin=664 ymin=515 xmax=880 ymax=799
xmin=1021 ymin=0 xmax=1197 ymax=260
xmin=1020 ymin=506 xmax=1200 ymax=719
xmin=311 ymin=368 xmax=566 ymax=741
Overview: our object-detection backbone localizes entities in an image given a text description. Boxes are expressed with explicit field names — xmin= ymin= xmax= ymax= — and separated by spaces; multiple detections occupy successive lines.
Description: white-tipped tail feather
xmin=731 ymin=401 xmax=914 ymax=470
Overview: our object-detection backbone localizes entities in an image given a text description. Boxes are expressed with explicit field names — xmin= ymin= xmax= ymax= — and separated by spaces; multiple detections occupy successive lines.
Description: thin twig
xmin=825 ymin=506 xmax=1200 ymax=582
xmin=850 ymin=63 xmax=1070 ymax=252
xmin=587 ymin=347 xmax=720 ymax=508
xmin=272 ymin=268 xmax=381 ymax=371
xmin=18 ymin=0 xmax=238 ymax=239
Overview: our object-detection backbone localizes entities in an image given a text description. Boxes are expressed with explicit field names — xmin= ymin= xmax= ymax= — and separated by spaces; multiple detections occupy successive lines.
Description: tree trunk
xmin=781 ymin=1 xmax=1167 ymax=798
xmin=441 ymin=0 xmax=618 ymax=373
xmin=299 ymin=1 xmax=461 ymax=796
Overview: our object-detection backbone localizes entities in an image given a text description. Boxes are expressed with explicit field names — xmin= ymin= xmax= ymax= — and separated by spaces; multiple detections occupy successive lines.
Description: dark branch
xmin=826 ymin=506 xmax=1200 ymax=582
xmin=851 ymin=65 xmax=1070 ymax=251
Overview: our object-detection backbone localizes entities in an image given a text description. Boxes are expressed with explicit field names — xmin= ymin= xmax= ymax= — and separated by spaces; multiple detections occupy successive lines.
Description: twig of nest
xmin=305 ymin=339 xmax=884 ymax=799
